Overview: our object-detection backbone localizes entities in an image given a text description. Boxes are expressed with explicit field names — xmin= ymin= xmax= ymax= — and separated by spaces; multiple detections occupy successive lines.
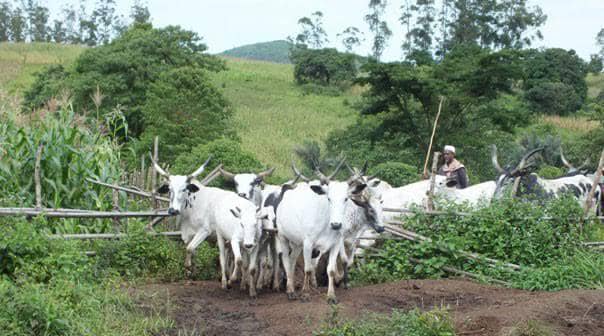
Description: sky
xmin=48 ymin=0 xmax=604 ymax=61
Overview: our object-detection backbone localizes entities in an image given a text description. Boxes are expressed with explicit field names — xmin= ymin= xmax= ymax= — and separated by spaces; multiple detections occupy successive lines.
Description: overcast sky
xmin=50 ymin=0 xmax=603 ymax=61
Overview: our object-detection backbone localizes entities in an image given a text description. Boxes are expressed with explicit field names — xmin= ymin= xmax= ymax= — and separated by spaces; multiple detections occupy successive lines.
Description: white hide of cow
xmin=153 ymin=159 xmax=264 ymax=298
xmin=434 ymin=180 xmax=497 ymax=208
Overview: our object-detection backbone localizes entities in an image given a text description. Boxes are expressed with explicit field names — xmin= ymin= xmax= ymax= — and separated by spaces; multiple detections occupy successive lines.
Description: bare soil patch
xmin=135 ymin=279 xmax=604 ymax=336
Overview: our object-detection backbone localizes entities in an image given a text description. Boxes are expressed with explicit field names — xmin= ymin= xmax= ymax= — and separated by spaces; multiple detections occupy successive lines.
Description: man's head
xmin=443 ymin=145 xmax=456 ymax=164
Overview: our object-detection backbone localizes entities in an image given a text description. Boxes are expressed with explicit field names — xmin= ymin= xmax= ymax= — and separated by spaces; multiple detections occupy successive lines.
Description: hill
xmin=219 ymin=40 xmax=292 ymax=64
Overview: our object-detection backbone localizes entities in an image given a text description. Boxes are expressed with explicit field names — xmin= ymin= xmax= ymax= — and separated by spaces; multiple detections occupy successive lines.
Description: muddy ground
xmin=135 ymin=279 xmax=604 ymax=336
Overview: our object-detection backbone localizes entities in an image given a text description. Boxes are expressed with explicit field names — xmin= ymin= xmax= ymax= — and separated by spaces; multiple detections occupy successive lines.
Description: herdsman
xmin=438 ymin=145 xmax=469 ymax=189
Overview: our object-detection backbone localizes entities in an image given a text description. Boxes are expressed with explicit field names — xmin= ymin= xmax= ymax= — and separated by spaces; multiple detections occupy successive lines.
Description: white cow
xmin=152 ymin=158 xmax=264 ymax=298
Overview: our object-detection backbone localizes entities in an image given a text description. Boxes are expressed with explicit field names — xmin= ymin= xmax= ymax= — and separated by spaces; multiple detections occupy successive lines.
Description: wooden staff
xmin=426 ymin=151 xmax=440 ymax=211
xmin=581 ymin=148 xmax=604 ymax=231
xmin=422 ymin=96 xmax=445 ymax=179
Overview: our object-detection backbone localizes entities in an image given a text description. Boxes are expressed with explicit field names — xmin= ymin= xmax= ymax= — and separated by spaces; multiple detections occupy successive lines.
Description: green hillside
xmin=219 ymin=40 xmax=292 ymax=64
xmin=0 ymin=43 xmax=356 ymax=179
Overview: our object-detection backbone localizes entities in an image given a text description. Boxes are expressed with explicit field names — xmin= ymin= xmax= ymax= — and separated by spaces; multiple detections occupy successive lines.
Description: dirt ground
xmin=135 ymin=279 xmax=604 ymax=336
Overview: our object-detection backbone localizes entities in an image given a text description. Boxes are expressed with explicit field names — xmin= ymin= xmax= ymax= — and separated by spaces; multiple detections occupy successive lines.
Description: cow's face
xmin=353 ymin=182 xmax=385 ymax=234
xmin=311 ymin=182 xmax=348 ymax=230
xmin=233 ymin=173 xmax=263 ymax=199
xmin=230 ymin=206 xmax=262 ymax=250
xmin=157 ymin=175 xmax=200 ymax=215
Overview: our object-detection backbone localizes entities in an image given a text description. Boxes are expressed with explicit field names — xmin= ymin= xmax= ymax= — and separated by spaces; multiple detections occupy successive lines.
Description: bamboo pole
xmin=151 ymin=136 xmax=159 ymax=208
xmin=384 ymin=223 xmax=522 ymax=271
xmin=581 ymin=148 xmax=604 ymax=231
xmin=49 ymin=231 xmax=182 ymax=240
xmin=85 ymin=178 xmax=169 ymax=202
xmin=34 ymin=143 xmax=44 ymax=209
xmin=199 ymin=164 xmax=223 ymax=186
xmin=422 ymin=96 xmax=445 ymax=179
xmin=0 ymin=208 xmax=173 ymax=218
xmin=426 ymin=151 xmax=440 ymax=211
xmin=140 ymin=154 xmax=146 ymax=189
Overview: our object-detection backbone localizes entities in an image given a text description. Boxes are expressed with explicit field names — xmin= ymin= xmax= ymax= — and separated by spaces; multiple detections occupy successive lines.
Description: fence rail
xmin=0 ymin=208 xmax=173 ymax=219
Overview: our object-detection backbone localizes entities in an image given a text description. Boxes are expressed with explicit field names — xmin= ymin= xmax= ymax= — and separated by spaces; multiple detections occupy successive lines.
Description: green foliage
xmin=22 ymin=24 xmax=226 ymax=138
xmin=536 ymin=165 xmax=564 ymax=179
xmin=587 ymin=55 xmax=603 ymax=74
xmin=316 ymin=308 xmax=455 ymax=336
xmin=137 ymin=66 xmax=234 ymax=162
xmin=21 ymin=64 xmax=68 ymax=110
xmin=173 ymin=138 xmax=264 ymax=186
xmin=353 ymin=197 xmax=600 ymax=291
xmin=220 ymin=40 xmax=292 ymax=64
xmin=522 ymin=48 xmax=588 ymax=115
xmin=290 ymin=47 xmax=358 ymax=88
xmin=369 ymin=162 xmax=419 ymax=187
xmin=0 ymin=107 xmax=121 ymax=215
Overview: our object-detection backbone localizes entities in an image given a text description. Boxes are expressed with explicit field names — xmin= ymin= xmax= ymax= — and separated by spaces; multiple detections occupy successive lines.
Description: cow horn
xmin=359 ymin=161 xmax=368 ymax=176
xmin=314 ymin=166 xmax=329 ymax=185
xmin=491 ymin=145 xmax=505 ymax=174
xmin=220 ymin=167 xmax=236 ymax=181
xmin=149 ymin=153 xmax=170 ymax=177
xmin=291 ymin=161 xmax=310 ymax=182
xmin=559 ymin=147 xmax=574 ymax=170
xmin=187 ymin=156 xmax=212 ymax=181
xmin=345 ymin=162 xmax=355 ymax=175
xmin=327 ymin=157 xmax=346 ymax=180
xmin=511 ymin=147 xmax=542 ymax=176
xmin=257 ymin=167 xmax=275 ymax=179
xmin=577 ymin=158 xmax=590 ymax=171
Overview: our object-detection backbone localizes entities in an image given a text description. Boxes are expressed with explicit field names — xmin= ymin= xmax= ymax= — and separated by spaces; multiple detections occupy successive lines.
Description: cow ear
xmin=369 ymin=179 xmax=381 ymax=188
xmin=351 ymin=183 xmax=367 ymax=195
xmin=156 ymin=184 xmax=170 ymax=194
xmin=254 ymin=177 xmax=263 ymax=184
xmin=186 ymin=184 xmax=200 ymax=193
xmin=310 ymin=185 xmax=326 ymax=195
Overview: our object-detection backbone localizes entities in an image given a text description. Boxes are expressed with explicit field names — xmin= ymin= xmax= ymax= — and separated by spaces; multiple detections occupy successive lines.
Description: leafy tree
xmin=138 ymin=66 xmax=234 ymax=162
xmin=290 ymin=47 xmax=358 ymax=87
xmin=587 ymin=54 xmax=603 ymax=74
xmin=78 ymin=3 xmax=97 ymax=46
xmin=50 ymin=19 xmax=66 ymax=43
xmin=92 ymin=0 xmax=118 ymax=45
xmin=338 ymin=26 xmax=363 ymax=53
xmin=9 ymin=7 xmax=27 ymax=42
xmin=22 ymin=24 xmax=226 ymax=142
xmin=598 ymin=28 xmax=604 ymax=58
xmin=365 ymin=0 xmax=391 ymax=59
xmin=61 ymin=7 xmax=81 ymax=44
xmin=25 ymin=0 xmax=50 ymax=42
xmin=0 ymin=1 xmax=11 ymax=41
xmin=522 ymin=48 xmax=587 ymax=115
xmin=130 ymin=0 xmax=151 ymax=25
xmin=291 ymin=11 xmax=328 ymax=49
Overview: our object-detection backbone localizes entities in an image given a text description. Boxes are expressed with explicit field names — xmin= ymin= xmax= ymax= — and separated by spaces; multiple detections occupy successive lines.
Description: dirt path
xmin=135 ymin=279 xmax=604 ymax=336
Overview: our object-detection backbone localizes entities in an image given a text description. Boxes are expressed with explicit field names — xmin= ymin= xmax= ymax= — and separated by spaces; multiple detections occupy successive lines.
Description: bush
xmin=290 ymin=47 xmax=358 ymax=88
xmin=369 ymin=162 xmax=419 ymax=187
xmin=536 ymin=165 xmax=564 ymax=179
xmin=525 ymin=82 xmax=582 ymax=115
xmin=137 ymin=66 xmax=235 ymax=162
xmin=173 ymin=138 xmax=264 ymax=187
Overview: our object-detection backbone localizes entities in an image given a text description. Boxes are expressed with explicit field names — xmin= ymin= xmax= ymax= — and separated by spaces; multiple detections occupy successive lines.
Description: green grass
xmin=0 ymin=42 xmax=84 ymax=93
xmin=210 ymin=57 xmax=358 ymax=178
xmin=586 ymin=72 xmax=603 ymax=99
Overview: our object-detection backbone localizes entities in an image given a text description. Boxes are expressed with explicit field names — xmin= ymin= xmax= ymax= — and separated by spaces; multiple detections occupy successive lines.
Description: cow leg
xmin=216 ymin=233 xmax=228 ymax=289
xmin=248 ymin=246 xmax=260 ymax=299
xmin=228 ymin=240 xmax=243 ymax=287
xmin=184 ymin=229 xmax=210 ymax=279
xmin=272 ymin=236 xmax=283 ymax=291
xmin=301 ymin=239 xmax=314 ymax=301
xmin=326 ymin=243 xmax=342 ymax=305
xmin=240 ymin=253 xmax=249 ymax=291
xmin=278 ymin=236 xmax=296 ymax=300
xmin=310 ymin=251 xmax=322 ymax=288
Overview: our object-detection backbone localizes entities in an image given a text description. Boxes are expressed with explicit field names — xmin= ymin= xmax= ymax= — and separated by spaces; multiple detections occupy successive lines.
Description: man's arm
xmin=456 ymin=167 xmax=469 ymax=189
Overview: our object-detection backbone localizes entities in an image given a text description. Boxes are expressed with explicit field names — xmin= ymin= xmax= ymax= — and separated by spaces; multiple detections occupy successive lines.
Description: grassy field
xmin=586 ymin=72 xmax=603 ymax=99
xmin=209 ymin=57 xmax=357 ymax=177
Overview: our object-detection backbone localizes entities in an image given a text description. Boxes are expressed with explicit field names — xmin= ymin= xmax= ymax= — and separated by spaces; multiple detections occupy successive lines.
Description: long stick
xmin=0 ymin=208 xmax=173 ymax=218
xmin=49 ymin=231 xmax=182 ymax=240
xmin=422 ymin=96 xmax=445 ymax=179
xmin=34 ymin=143 xmax=44 ymax=209
xmin=200 ymin=164 xmax=223 ymax=186
xmin=426 ymin=151 xmax=440 ymax=211
xmin=582 ymin=148 xmax=604 ymax=231
xmin=408 ymin=257 xmax=510 ymax=286
xmin=151 ymin=136 xmax=159 ymax=208
xmin=86 ymin=178 xmax=169 ymax=202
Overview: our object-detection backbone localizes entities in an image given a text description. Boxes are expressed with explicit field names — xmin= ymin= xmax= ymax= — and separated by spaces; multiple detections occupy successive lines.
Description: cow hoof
xmin=342 ymin=282 xmax=350 ymax=290
xmin=287 ymin=292 xmax=297 ymax=301
xmin=327 ymin=297 xmax=338 ymax=305
xmin=300 ymin=293 xmax=311 ymax=302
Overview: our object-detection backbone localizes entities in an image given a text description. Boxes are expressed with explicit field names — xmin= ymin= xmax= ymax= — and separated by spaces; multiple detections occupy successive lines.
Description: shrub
xmin=369 ymin=162 xmax=419 ymax=187
xmin=525 ymin=82 xmax=582 ymax=116
xmin=172 ymin=138 xmax=264 ymax=187
xmin=290 ymin=47 xmax=358 ymax=88
xmin=536 ymin=165 xmax=564 ymax=179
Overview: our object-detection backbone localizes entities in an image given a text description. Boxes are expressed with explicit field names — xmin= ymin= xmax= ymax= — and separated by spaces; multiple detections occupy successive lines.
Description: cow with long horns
xmin=152 ymin=157 xmax=266 ymax=298
xmin=491 ymin=146 xmax=601 ymax=214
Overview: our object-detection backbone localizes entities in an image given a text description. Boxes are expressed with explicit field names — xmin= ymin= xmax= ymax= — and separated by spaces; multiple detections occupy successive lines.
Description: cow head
xmin=220 ymin=167 xmax=275 ymax=200
xmin=492 ymin=145 xmax=542 ymax=197
xmin=152 ymin=156 xmax=211 ymax=215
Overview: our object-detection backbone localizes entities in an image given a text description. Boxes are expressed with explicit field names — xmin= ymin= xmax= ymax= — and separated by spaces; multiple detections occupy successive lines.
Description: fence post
xmin=34 ymin=143 xmax=44 ymax=210
xmin=427 ymin=151 xmax=440 ymax=211
xmin=581 ymin=148 xmax=604 ymax=232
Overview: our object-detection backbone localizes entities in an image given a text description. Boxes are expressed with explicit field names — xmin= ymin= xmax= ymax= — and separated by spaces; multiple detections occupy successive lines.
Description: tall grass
xmin=210 ymin=57 xmax=358 ymax=179
xmin=538 ymin=115 xmax=598 ymax=134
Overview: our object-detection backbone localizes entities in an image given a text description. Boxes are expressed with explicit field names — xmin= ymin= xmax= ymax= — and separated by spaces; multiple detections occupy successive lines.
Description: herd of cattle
xmin=150 ymin=145 xmax=602 ymax=303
